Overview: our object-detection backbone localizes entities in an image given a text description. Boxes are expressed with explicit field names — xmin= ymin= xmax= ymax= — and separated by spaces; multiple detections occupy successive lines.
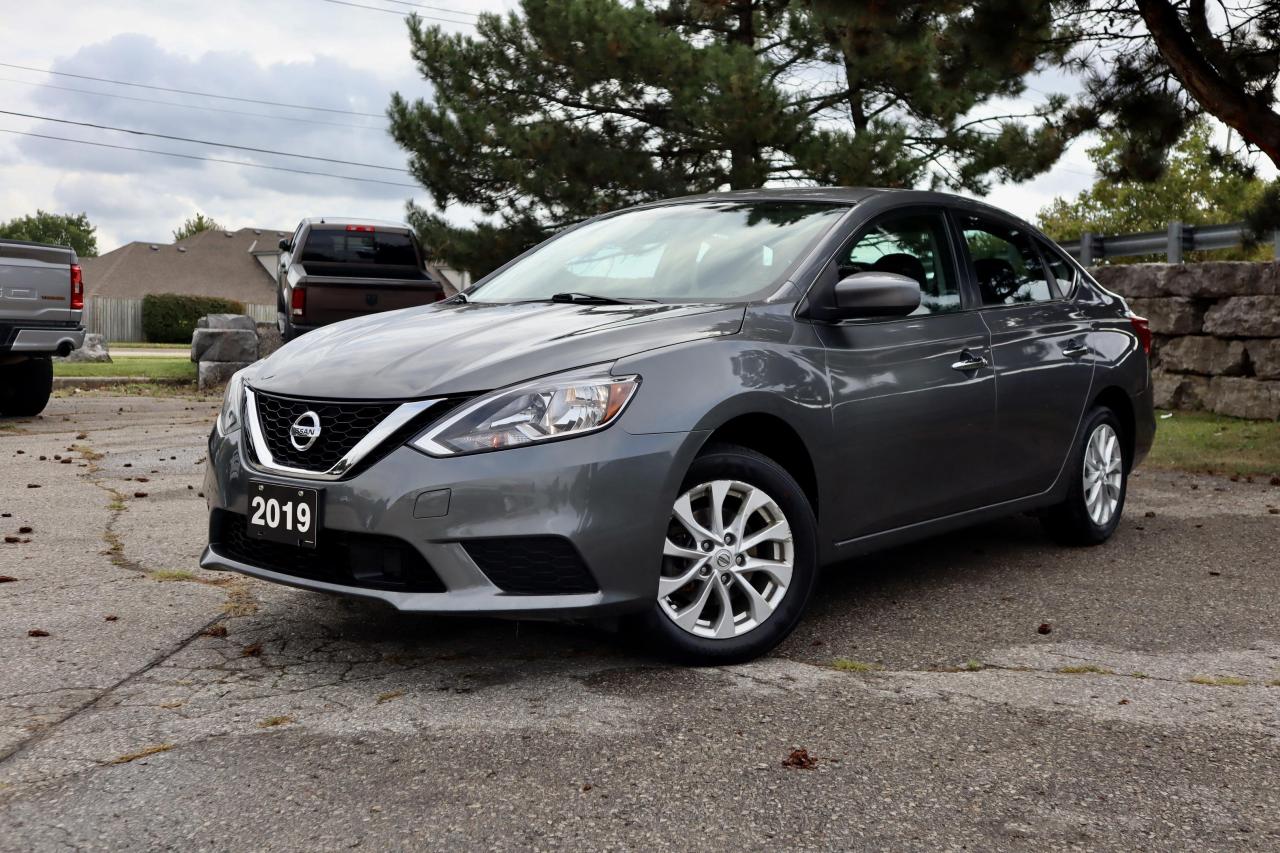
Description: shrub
xmin=142 ymin=294 xmax=244 ymax=343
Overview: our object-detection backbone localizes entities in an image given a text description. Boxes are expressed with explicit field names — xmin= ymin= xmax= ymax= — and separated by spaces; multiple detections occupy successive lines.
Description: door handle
xmin=1061 ymin=338 xmax=1088 ymax=357
xmin=951 ymin=349 xmax=988 ymax=371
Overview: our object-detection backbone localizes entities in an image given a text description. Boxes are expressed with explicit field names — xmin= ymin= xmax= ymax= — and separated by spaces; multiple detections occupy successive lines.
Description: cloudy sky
xmin=0 ymin=0 xmax=1098 ymax=254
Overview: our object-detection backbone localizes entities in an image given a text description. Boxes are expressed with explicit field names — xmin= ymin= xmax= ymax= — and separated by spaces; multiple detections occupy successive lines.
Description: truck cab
xmin=276 ymin=219 xmax=445 ymax=341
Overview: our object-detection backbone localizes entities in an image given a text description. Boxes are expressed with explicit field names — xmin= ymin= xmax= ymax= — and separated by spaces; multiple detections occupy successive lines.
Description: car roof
xmin=642 ymin=186 xmax=1040 ymax=230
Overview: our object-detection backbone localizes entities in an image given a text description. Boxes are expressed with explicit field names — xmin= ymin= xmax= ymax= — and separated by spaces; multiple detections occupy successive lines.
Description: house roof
xmin=81 ymin=226 xmax=290 ymax=306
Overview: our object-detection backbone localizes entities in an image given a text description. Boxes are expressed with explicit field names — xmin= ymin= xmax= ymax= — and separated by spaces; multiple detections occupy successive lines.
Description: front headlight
xmin=412 ymin=369 xmax=640 ymax=456
xmin=216 ymin=368 xmax=248 ymax=436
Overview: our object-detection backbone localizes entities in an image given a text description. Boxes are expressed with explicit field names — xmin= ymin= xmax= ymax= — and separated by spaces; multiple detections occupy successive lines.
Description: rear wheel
xmin=0 ymin=356 xmax=53 ymax=417
xmin=635 ymin=444 xmax=818 ymax=665
xmin=1041 ymin=406 xmax=1128 ymax=545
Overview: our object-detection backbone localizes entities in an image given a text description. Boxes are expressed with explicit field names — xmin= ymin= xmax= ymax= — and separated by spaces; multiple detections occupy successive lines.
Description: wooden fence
xmin=85 ymin=297 xmax=275 ymax=342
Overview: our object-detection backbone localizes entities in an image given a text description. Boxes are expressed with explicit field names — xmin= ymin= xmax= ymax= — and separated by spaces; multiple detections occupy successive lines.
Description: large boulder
xmin=1203 ymin=296 xmax=1280 ymax=338
xmin=55 ymin=333 xmax=111 ymax=363
xmin=256 ymin=321 xmax=283 ymax=359
xmin=1127 ymin=297 xmax=1206 ymax=335
xmin=1090 ymin=262 xmax=1280 ymax=299
xmin=1206 ymin=377 xmax=1280 ymax=421
xmin=1151 ymin=369 xmax=1210 ymax=411
xmin=198 ymin=361 xmax=253 ymax=392
xmin=190 ymin=328 xmax=258 ymax=364
xmin=197 ymin=313 xmax=257 ymax=332
xmin=1158 ymin=336 xmax=1247 ymax=376
xmin=1245 ymin=339 xmax=1280 ymax=380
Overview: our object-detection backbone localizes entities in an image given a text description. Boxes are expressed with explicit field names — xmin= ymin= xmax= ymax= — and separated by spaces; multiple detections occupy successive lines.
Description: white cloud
xmin=0 ymin=0 xmax=1093 ymax=253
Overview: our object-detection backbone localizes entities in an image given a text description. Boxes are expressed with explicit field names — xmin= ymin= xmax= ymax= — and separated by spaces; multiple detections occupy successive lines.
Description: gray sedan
xmin=202 ymin=188 xmax=1155 ymax=664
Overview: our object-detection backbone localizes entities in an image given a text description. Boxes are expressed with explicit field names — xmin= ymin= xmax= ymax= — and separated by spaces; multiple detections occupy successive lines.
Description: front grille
xmin=210 ymin=510 xmax=445 ymax=592
xmin=463 ymin=537 xmax=599 ymax=595
xmin=252 ymin=390 xmax=399 ymax=473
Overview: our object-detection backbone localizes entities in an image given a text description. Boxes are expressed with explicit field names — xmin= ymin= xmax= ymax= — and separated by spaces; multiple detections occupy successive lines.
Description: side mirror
xmin=278 ymin=238 xmax=291 ymax=252
xmin=831 ymin=271 xmax=921 ymax=319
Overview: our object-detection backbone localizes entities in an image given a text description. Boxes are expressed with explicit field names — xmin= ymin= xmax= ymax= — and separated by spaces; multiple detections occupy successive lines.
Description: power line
xmin=378 ymin=0 xmax=479 ymax=17
xmin=316 ymin=0 xmax=477 ymax=24
xmin=0 ymin=61 xmax=386 ymax=118
xmin=0 ymin=77 xmax=384 ymax=131
xmin=0 ymin=128 xmax=420 ymax=189
xmin=0 ymin=109 xmax=408 ymax=173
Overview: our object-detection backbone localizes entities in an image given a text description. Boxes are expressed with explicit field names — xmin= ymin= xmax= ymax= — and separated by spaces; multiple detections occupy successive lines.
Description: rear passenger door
xmin=954 ymin=211 xmax=1095 ymax=501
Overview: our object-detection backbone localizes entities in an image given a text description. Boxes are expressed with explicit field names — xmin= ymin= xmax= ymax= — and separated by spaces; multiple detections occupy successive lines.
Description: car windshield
xmin=469 ymin=201 xmax=848 ymax=303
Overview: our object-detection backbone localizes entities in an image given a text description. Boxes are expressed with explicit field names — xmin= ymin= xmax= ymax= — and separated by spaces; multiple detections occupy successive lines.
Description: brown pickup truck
xmin=276 ymin=219 xmax=446 ymax=341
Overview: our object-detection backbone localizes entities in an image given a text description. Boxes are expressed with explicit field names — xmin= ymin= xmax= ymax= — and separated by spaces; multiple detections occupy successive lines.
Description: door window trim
xmin=800 ymin=204 xmax=982 ymax=326
xmin=948 ymin=208 xmax=1072 ymax=310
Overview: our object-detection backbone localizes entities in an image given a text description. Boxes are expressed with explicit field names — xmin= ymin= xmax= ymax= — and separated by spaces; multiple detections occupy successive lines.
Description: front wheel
xmin=1041 ymin=406 xmax=1129 ymax=545
xmin=0 ymin=357 xmax=53 ymax=417
xmin=634 ymin=443 xmax=818 ymax=665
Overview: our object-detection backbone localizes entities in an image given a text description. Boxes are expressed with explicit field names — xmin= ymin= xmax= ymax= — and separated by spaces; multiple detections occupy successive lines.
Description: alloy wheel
xmin=657 ymin=479 xmax=794 ymax=639
xmin=1082 ymin=422 xmax=1123 ymax=526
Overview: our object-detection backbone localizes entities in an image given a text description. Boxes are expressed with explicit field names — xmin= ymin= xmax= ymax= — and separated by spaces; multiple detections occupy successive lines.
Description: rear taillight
xmin=70 ymin=264 xmax=83 ymax=310
xmin=345 ymin=224 xmax=374 ymax=232
xmin=291 ymin=287 xmax=306 ymax=317
xmin=1129 ymin=314 xmax=1152 ymax=355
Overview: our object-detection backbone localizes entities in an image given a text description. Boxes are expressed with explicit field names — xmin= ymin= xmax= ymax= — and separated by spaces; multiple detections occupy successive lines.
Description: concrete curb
xmin=53 ymin=376 xmax=194 ymax=390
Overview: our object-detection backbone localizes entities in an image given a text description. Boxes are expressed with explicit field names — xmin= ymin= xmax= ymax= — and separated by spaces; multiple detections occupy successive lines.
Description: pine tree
xmin=389 ymin=0 xmax=1074 ymax=276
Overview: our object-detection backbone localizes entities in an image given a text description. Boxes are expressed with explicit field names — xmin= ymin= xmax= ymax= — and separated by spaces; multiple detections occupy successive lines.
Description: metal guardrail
xmin=1058 ymin=221 xmax=1280 ymax=264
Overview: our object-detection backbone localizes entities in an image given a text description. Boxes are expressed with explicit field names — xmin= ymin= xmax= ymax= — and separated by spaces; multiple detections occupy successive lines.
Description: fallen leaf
xmin=782 ymin=748 xmax=817 ymax=769
xmin=75 ymin=433 xmax=87 ymax=440
xmin=135 ymin=477 xmax=150 ymax=483
xmin=1118 ymin=699 xmax=1130 ymax=705
xmin=133 ymin=492 xmax=148 ymax=498
xmin=1209 ymin=571 xmax=1221 ymax=576
xmin=3 ymin=536 xmax=18 ymax=544
xmin=1143 ymin=511 xmax=1155 ymax=518
xmin=27 ymin=629 xmax=49 ymax=637
xmin=18 ymin=526 xmax=32 ymax=534
xmin=1037 ymin=623 xmax=1052 ymax=635
xmin=25 ymin=484 xmax=40 ymax=489
xmin=204 ymin=624 xmax=228 ymax=638
xmin=581 ymin=783 xmax=593 ymax=792
xmin=0 ymin=576 xmax=17 ymax=583
xmin=241 ymin=642 xmax=263 ymax=657
xmin=104 ymin=615 xmax=119 ymax=621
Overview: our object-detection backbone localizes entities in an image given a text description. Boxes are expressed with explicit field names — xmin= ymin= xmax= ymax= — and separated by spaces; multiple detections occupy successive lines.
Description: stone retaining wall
xmin=1091 ymin=263 xmax=1280 ymax=419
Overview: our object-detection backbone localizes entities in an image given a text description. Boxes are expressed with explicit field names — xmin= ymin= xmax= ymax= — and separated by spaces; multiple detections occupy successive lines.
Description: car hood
xmin=250 ymin=300 xmax=745 ymax=399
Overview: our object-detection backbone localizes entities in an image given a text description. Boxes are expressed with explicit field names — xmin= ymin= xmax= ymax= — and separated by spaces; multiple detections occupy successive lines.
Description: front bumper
xmin=201 ymin=423 xmax=706 ymax=618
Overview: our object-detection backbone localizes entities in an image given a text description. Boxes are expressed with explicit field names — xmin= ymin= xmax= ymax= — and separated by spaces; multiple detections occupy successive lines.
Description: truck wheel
xmin=281 ymin=313 xmax=297 ymax=342
xmin=0 ymin=357 xmax=53 ymax=417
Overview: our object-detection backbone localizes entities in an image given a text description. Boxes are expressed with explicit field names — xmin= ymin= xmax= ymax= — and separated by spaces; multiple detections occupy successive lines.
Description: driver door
xmin=814 ymin=208 xmax=997 ymax=542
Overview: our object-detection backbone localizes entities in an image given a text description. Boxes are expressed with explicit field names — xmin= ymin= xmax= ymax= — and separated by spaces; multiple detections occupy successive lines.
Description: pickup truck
xmin=276 ymin=218 xmax=445 ymax=340
xmin=0 ymin=238 xmax=85 ymax=416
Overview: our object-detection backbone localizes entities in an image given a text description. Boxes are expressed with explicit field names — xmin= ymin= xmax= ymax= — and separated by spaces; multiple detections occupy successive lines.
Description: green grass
xmin=1057 ymin=664 xmax=1115 ymax=675
xmin=832 ymin=659 xmax=881 ymax=673
xmin=54 ymin=356 xmax=195 ymax=381
xmin=1148 ymin=410 xmax=1280 ymax=477
xmin=107 ymin=341 xmax=187 ymax=350
xmin=1189 ymin=675 xmax=1250 ymax=687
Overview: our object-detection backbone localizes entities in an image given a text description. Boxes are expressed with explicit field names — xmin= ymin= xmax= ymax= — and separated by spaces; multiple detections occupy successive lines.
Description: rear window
xmin=300 ymin=229 xmax=418 ymax=266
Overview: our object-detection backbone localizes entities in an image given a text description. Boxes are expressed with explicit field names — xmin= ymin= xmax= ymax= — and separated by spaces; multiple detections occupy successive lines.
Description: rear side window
xmin=301 ymin=229 xmax=418 ymax=266
xmin=839 ymin=212 xmax=960 ymax=315
xmin=959 ymin=215 xmax=1054 ymax=306
xmin=1038 ymin=240 xmax=1076 ymax=295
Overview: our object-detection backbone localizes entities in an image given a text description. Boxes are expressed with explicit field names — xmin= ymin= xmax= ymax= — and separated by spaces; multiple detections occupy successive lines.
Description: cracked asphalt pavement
xmin=2 ymin=393 xmax=1278 ymax=851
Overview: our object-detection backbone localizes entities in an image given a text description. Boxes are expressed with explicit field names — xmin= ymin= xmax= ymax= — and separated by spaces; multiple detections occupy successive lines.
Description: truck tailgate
xmin=298 ymin=275 xmax=443 ymax=326
xmin=0 ymin=244 xmax=72 ymax=323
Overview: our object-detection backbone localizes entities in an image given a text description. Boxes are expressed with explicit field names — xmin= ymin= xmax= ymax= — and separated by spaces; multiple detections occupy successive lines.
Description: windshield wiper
xmin=549 ymin=292 xmax=658 ymax=305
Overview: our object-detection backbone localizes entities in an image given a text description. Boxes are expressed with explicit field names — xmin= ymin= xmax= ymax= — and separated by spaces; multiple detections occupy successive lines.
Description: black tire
xmin=1041 ymin=405 xmax=1129 ymax=546
xmin=280 ymin=312 xmax=296 ymax=342
xmin=633 ymin=443 xmax=819 ymax=665
xmin=0 ymin=357 xmax=53 ymax=417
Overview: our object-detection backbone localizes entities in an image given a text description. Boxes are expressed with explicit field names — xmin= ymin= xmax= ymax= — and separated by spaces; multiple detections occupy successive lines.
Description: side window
xmin=959 ymin=215 xmax=1054 ymax=306
xmin=1039 ymin=240 xmax=1076 ymax=295
xmin=840 ymin=212 xmax=960 ymax=315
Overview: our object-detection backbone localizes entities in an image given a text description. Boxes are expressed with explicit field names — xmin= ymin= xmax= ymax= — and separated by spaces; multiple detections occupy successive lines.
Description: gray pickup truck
xmin=0 ymin=238 xmax=85 ymax=416
xmin=276 ymin=218 xmax=445 ymax=341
